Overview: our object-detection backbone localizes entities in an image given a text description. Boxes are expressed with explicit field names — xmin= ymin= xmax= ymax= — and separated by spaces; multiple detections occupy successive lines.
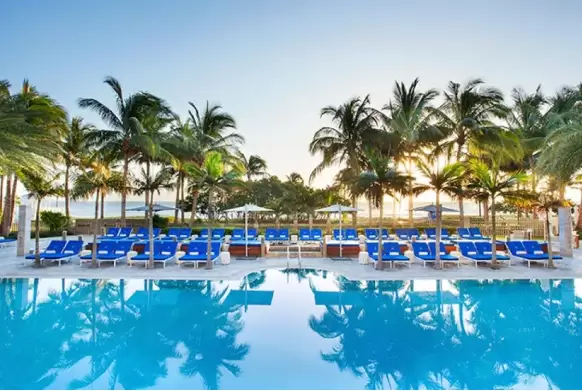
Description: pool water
xmin=1 ymin=271 xmax=581 ymax=390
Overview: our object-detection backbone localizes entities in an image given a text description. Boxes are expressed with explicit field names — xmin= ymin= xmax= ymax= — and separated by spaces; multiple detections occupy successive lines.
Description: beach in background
xmin=38 ymin=199 xmax=482 ymax=219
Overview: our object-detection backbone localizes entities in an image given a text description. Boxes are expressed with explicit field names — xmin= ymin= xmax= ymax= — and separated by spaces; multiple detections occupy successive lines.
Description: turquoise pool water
xmin=0 ymin=271 xmax=581 ymax=389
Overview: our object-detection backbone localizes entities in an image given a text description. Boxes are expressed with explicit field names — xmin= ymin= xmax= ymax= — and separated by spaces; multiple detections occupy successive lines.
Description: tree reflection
xmin=310 ymin=277 xmax=582 ymax=390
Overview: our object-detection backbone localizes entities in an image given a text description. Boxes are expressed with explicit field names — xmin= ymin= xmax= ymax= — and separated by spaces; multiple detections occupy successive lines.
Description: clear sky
xmin=3 ymin=0 xmax=582 ymax=201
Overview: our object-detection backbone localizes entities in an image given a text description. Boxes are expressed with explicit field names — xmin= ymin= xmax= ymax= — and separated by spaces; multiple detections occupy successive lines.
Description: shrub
xmin=40 ymin=211 xmax=69 ymax=233
xmin=152 ymin=214 xmax=169 ymax=230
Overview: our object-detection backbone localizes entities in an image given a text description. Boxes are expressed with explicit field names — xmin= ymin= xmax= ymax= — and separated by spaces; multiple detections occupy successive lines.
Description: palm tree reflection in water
xmin=309 ymin=277 xmax=582 ymax=390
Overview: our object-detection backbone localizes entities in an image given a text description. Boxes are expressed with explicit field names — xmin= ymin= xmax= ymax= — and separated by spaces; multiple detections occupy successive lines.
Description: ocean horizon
xmin=38 ymin=199 xmax=483 ymax=219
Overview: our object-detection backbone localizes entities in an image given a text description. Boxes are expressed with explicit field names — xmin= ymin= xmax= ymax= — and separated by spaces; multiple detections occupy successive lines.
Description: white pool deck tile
xmin=1 ymin=236 xmax=581 ymax=281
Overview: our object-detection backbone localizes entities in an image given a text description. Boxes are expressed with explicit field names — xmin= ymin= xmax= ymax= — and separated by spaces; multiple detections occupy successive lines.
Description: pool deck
xmin=1 ymin=236 xmax=581 ymax=281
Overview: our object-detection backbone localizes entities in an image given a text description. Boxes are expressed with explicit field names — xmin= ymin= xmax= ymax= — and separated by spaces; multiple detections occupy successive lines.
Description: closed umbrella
xmin=315 ymin=204 xmax=361 ymax=259
xmin=223 ymin=204 xmax=272 ymax=259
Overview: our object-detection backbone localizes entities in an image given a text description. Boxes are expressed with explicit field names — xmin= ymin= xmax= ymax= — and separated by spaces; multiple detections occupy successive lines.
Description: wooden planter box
xmin=229 ymin=245 xmax=262 ymax=257
xmin=326 ymin=245 xmax=360 ymax=257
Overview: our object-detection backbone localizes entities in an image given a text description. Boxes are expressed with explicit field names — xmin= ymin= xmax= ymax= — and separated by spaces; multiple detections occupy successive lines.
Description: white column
xmin=558 ymin=207 xmax=573 ymax=257
xmin=17 ymin=203 xmax=32 ymax=257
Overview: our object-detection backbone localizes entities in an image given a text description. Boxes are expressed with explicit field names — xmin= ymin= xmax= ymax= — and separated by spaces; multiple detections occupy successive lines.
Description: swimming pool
xmin=1 ymin=270 xmax=581 ymax=389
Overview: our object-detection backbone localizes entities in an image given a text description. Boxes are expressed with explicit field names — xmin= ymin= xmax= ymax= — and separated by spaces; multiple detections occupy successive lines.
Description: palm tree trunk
xmin=205 ymin=189 xmax=214 ymax=270
xmin=34 ymin=198 xmax=41 ymax=268
xmin=64 ymin=164 xmax=70 ymax=221
xmin=91 ymin=189 xmax=100 ymax=268
xmin=100 ymin=192 xmax=105 ymax=220
xmin=0 ymin=175 xmax=4 ymax=217
xmin=408 ymin=158 xmax=413 ymax=226
xmin=351 ymin=195 xmax=358 ymax=227
xmin=148 ymin=191 xmax=154 ymax=269
xmin=1 ymin=174 xmax=12 ymax=236
xmin=189 ymin=191 xmax=199 ymax=227
xmin=180 ymin=174 xmax=186 ymax=223
xmin=368 ymin=197 xmax=372 ymax=227
xmin=491 ymin=200 xmax=497 ymax=265
xmin=392 ymin=196 xmax=397 ymax=228
xmin=546 ymin=213 xmax=555 ymax=268
xmin=377 ymin=194 xmax=384 ymax=270
xmin=120 ymin=154 xmax=129 ymax=225
xmin=174 ymin=172 xmax=181 ymax=222
xmin=9 ymin=175 xmax=17 ymax=228
xmin=577 ymin=189 xmax=582 ymax=230
xmin=436 ymin=191 xmax=442 ymax=269
xmin=483 ymin=198 xmax=490 ymax=225
xmin=456 ymin=146 xmax=465 ymax=227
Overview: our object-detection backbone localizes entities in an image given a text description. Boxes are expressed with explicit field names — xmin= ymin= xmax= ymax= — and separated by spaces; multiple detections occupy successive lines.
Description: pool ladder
xmin=286 ymin=244 xmax=302 ymax=268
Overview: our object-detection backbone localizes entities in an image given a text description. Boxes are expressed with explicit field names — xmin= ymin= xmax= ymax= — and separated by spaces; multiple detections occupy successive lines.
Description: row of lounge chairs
xmin=366 ymin=239 xmax=561 ymax=268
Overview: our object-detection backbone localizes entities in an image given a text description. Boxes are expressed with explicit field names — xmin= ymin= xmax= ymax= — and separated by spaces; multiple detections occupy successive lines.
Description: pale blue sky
xmin=3 ymin=0 xmax=582 ymax=199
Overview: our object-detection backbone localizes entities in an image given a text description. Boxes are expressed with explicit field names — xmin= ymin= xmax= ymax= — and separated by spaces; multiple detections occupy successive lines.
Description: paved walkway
xmin=1 ymin=236 xmax=580 ymax=281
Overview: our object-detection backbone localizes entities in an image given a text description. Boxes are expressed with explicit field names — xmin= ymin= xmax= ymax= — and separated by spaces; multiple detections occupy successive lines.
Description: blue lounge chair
xmin=425 ymin=228 xmax=450 ymax=240
xmin=27 ymin=240 xmax=84 ymax=266
xmin=0 ymin=236 xmax=16 ymax=247
xmin=427 ymin=241 xmax=459 ymax=267
xmin=80 ymin=240 xmax=117 ymax=265
xmin=246 ymin=228 xmax=258 ymax=240
xmin=130 ymin=227 xmax=161 ymax=240
xmin=366 ymin=241 xmax=410 ymax=267
xmin=365 ymin=229 xmax=378 ymax=240
xmin=277 ymin=228 xmax=290 ymax=241
xmin=99 ymin=227 xmax=120 ymax=240
xmin=178 ymin=241 xmax=222 ymax=268
xmin=412 ymin=242 xmax=458 ymax=268
xmin=469 ymin=227 xmax=489 ymax=239
xmin=345 ymin=228 xmax=358 ymax=240
xmin=197 ymin=228 xmax=210 ymax=240
xmin=310 ymin=228 xmax=323 ymax=241
xmin=178 ymin=228 xmax=192 ymax=241
xmin=265 ymin=228 xmax=277 ymax=241
xmin=458 ymin=241 xmax=492 ymax=266
xmin=474 ymin=241 xmax=511 ymax=263
xmin=522 ymin=240 xmax=562 ymax=265
xmin=25 ymin=240 xmax=67 ymax=265
xmin=130 ymin=241 xmax=177 ymax=268
xmin=117 ymin=227 xmax=133 ymax=239
xmin=506 ymin=241 xmax=553 ymax=267
xmin=212 ymin=228 xmax=225 ymax=240
xmin=162 ymin=227 xmax=181 ymax=240
xmin=299 ymin=228 xmax=311 ymax=241
xmin=81 ymin=240 xmax=133 ymax=267
xmin=232 ymin=228 xmax=244 ymax=241
xmin=457 ymin=228 xmax=472 ymax=239
xmin=395 ymin=228 xmax=410 ymax=240
xmin=333 ymin=229 xmax=346 ymax=240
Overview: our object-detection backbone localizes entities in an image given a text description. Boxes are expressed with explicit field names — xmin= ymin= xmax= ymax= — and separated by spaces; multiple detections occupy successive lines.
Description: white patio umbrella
xmin=223 ymin=204 xmax=272 ymax=258
xmin=315 ymin=204 xmax=361 ymax=259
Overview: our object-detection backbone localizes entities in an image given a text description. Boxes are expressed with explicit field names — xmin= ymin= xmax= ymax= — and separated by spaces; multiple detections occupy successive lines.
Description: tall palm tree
xmin=415 ymin=158 xmax=464 ymax=268
xmin=62 ymin=117 xmax=95 ymax=221
xmin=238 ymin=153 xmax=267 ymax=180
xmin=184 ymin=102 xmax=244 ymax=226
xmin=529 ymin=193 xmax=564 ymax=268
xmin=309 ymin=95 xmax=381 ymax=226
xmin=133 ymin=167 xmax=174 ymax=268
xmin=353 ymin=149 xmax=408 ymax=269
xmin=72 ymin=155 xmax=124 ymax=267
xmin=19 ymin=169 xmax=63 ymax=267
xmin=185 ymin=151 xmax=243 ymax=269
xmin=382 ymin=79 xmax=440 ymax=225
xmin=430 ymin=79 xmax=507 ymax=225
xmin=78 ymin=76 xmax=171 ymax=224
xmin=468 ymin=159 xmax=527 ymax=265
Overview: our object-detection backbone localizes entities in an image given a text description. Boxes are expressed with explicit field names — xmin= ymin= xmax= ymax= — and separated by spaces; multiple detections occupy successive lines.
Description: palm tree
xmin=62 ymin=117 xmax=94 ymax=221
xmin=185 ymin=151 xmax=243 ymax=269
xmin=19 ymin=169 xmax=63 ymax=267
xmin=352 ymin=149 xmax=408 ymax=269
xmin=238 ymin=153 xmax=267 ymax=180
xmin=184 ymin=102 xmax=244 ymax=226
xmin=72 ymin=155 xmax=124 ymax=267
xmin=133 ymin=167 xmax=174 ymax=268
xmin=382 ymin=79 xmax=440 ymax=225
xmin=529 ymin=193 xmax=564 ymax=268
xmin=78 ymin=76 xmax=171 ymax=225
xmin=415 ymin=158 xmax=464 ymax=268
xmin=309 ymin=95 xmax=381 ymax=226
xmin=468 ymin=159 xmax=527 ymax=264
xmin=430 ymin=79 xmax=507 ymax=225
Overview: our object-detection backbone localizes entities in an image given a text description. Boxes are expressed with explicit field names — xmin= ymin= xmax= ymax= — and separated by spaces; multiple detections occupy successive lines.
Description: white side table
xmin=220 ymin=251 xmax=231 ymax=265
xmin=358 ymin=251 xmax=369 ymax=265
